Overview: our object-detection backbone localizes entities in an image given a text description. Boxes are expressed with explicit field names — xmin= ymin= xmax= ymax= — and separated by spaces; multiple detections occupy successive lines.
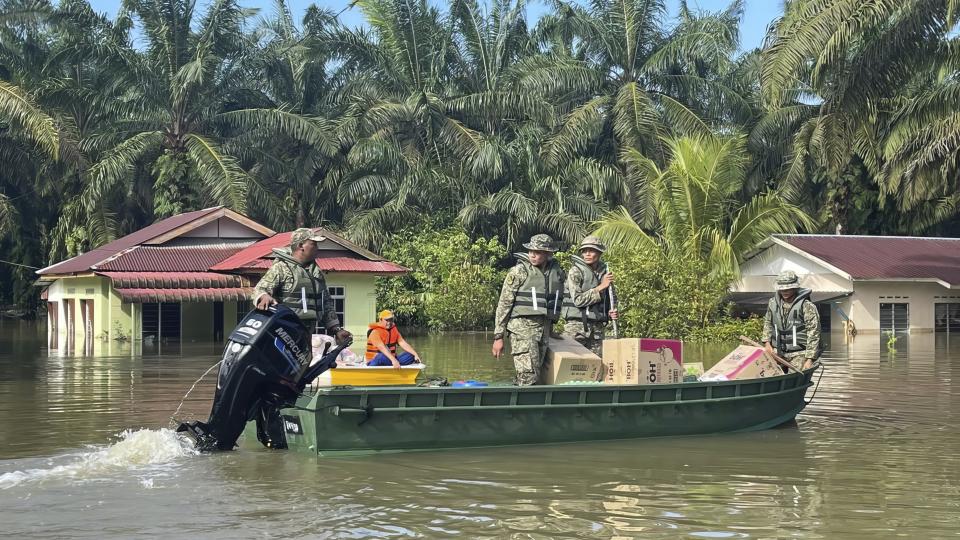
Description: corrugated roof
xmin=95 ymin=244 xmax=252 ymax=272
xmin=776 ymin=234 xmax=960 ymax=286
xmin=38 ymin=207 xmax=223 ymax=275
xmin=115 ymin=287 xmax=252 ymax=303
xmin=211 ymin=228 xmax=408 ymax=275
xmin=234 ymin=255 xmax=407 ymax=274
xmin=96 ymin=272 xmax=251 ymax=288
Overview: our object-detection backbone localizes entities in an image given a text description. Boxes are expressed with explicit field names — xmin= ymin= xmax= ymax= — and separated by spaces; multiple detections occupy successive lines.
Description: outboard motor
xmin=177 ymin=305 xmax=351 ymax=451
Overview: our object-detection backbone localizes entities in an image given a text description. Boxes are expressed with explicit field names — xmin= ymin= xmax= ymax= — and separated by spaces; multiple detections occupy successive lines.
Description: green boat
xmin=245 ymin=366 xmax=819 ymax=456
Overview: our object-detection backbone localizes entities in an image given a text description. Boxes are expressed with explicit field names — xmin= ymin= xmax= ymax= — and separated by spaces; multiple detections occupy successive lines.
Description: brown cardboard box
xmin=601 ymin=353 xmax=616 ymax=384
xmin=602 ymin=338 xmax=683 ymax=385
xmin=541 ymin=335 xmax=603 ymax=384
xmin=700 ymin=345 xmax=781 ymax=381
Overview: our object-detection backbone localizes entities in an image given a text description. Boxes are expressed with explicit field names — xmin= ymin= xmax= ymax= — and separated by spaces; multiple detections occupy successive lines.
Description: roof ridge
xmin=314 ymin=227 xmax=385 ymax=261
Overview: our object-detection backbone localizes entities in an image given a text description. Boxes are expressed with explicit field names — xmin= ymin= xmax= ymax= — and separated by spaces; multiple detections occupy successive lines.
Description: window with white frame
xmin=328 ymin=286 xmax=345 ymax=330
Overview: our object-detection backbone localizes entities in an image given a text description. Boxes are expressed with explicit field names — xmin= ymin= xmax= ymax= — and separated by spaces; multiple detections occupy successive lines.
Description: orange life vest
xmin=365 ymin=322 xmax=401 ymax=361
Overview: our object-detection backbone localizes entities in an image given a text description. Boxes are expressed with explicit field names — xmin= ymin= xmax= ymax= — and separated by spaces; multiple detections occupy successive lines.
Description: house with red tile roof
xmin=732 ymin=234 xmax=960 ymax=334
xmin=38 ymin=207 xmax=405 ymax=351
xmin=211 ymin=227 xmax=406 ymax=339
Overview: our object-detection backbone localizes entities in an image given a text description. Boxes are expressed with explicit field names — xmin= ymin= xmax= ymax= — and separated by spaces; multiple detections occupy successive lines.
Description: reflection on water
xmin=2 ymin=320 xmax=960 ymax=538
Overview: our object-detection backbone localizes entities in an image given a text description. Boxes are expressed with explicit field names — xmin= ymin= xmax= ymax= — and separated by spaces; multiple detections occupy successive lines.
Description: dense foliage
xmin=604 ymin=247 xmax=760 ymax=341
xmin=4 ymin=0 xmax=960 ymax=314
xmin=377 ymin=226 xmax=507 ymax=331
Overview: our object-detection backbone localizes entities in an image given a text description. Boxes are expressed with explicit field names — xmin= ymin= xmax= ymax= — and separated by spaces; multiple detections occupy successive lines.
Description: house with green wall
xmin=38 ymin=207 xmax=407 ymax=355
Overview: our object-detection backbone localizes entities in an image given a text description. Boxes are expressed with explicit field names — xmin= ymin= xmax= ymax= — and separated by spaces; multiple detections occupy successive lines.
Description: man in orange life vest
xmin=365 ymin=310 xmax=422 ymax=368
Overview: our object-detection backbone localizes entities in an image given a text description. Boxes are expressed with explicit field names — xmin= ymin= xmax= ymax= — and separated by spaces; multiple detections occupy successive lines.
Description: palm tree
xmin=224 ymin=0 xmax=340 ymax=230
xmin=458 ymin=122 xmax=626 ymax=247
xmin=593 ymin=135 xmax=816 ymax=276
xmin=760 ymin=0 xmax=960 ymax=232
xmin=77 ymin=0 xmax=332 ymax=241
xmin=523 ymin=0 xmax=750 ymax=171
xmin=322 ymin=0 xmax=554 ymax=248
xmin=0 ymin=80 xmax=60 ymax=235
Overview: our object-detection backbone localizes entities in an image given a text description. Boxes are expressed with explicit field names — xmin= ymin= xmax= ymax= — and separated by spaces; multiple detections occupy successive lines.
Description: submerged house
xmin=210 ymin=228 xmax=408 ymax=337
xmin=38 ymin=207 xmax=406 ymax=350
xmin=732 ymin=234 xmax=960 ymax=335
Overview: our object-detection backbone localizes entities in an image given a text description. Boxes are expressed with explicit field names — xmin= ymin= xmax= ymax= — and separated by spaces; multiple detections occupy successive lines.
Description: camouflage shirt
xmin=494 ymin=265 xmax=527 ymax=336
xmin=565 ymin=263 xmax=603 ymax=310
xmin=762 ymin=297 xmax=821 ymax=359
xmin=252 ymin=249 xmax=340 ymax=330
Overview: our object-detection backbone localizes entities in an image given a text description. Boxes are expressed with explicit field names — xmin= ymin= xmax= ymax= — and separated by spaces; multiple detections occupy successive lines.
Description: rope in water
xmin=169 ymin=360 xmax=222 ymax=427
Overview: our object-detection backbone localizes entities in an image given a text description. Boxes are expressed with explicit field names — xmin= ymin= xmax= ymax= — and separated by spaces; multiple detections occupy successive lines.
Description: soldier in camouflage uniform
xmin=762 ymin=270 xmax=821 ymax=370
xmin=492 ymin=234 xmax=565 ymax=386
xmin=561 ymin=236 xmax=618 ymax=356
xmin=253 ymin=228 xmax=351 ymax=342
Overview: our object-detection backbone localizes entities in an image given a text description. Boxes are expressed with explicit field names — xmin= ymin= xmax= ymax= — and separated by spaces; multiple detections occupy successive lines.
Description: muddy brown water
xmin=1 ymin=321 xmax=958 ymax=538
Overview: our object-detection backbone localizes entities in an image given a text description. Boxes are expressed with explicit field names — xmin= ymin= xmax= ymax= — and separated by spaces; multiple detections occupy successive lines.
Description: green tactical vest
xmin=561 ymin=256 xmax=611 ymax=323
xmin=510 ymin=253 xmax=564 ymax=321
xmin=769 ymin=288 xmax=813 ymax=354
xmin=272 ymin=248 xmax=326 ymax=323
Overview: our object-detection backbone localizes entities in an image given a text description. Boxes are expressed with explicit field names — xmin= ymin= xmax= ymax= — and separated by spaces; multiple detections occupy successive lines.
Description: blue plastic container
xmin=451 ymin=380 xmax=488 ymax=388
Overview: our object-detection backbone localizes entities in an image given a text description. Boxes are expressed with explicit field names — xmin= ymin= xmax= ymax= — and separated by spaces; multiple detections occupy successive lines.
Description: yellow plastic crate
xmin=310 ymin=364 xmax=425 ymax=387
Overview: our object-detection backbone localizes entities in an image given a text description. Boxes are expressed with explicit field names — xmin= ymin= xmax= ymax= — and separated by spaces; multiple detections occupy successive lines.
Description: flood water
xmin=1 ymin=321 xmax=959 ymax=539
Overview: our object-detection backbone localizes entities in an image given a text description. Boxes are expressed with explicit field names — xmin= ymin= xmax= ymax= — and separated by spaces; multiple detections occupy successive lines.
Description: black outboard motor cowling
xmin=177 ymin=305 xmax=350 ymax=451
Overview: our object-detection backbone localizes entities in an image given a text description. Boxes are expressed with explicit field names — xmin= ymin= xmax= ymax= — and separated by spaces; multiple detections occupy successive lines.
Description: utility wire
xmin=0 ymin=259 xmax=39 ymax=269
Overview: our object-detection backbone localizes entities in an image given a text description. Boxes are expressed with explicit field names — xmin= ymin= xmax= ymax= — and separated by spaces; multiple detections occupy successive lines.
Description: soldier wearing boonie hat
xmin=560 ymin=235 xmax=618 ymax=356
xmin=761 ymin=270 xmax=821 ymax=371
xmin=252 ymin=227 xmax=351 ymax=343
xmin=492 ymin=234 xmax=566 ymax=386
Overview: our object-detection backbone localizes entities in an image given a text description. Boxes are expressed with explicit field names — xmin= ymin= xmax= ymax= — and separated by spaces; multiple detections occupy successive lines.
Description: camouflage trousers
xmin=563 ymin=320 xmax=605 ymax=357
xmin=507 ymin=316 xmax=549 ymax=386
xmin=782 ymin=351 xmax=815 ymax=371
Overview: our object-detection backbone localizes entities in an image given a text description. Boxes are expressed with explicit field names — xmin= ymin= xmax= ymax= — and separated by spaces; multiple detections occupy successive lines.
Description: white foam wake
xmin=0 ymin=428 xmax=198 ymax=490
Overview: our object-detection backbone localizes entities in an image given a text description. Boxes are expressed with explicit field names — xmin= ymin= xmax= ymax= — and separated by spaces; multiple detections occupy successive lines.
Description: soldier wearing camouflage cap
xmin=492 ymin=234 xmax=565 ymax=386
xmin=560 ymin=235 xmax=618 ymax=356
xmin=761 ymin=270 xmax=821 ymax=370
xmin=253 ymin=227 xmax=351 ymax=342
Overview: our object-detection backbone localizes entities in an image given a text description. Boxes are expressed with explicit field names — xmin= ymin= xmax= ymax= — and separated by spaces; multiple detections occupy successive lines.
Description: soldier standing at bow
xmin=491 ymin=234 xmax=565 ymax=386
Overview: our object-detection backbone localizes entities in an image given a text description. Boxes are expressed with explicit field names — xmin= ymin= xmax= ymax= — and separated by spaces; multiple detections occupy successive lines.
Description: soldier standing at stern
xmin=491 ymin=234 xmax=565 ymax=385
xmin=561 ymin=235 xmax=618 ymax=356
xmin=253 ymin=228 xmax=351 ymax=343
xmin=762 ymin=270 xmax=821 ymax=370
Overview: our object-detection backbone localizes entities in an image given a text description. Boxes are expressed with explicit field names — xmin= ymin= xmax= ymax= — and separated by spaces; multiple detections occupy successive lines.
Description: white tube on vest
xmin=792 ymin=326 xmax=797 ymax=347
xmin=301 ymin=287 xmax=308 ymax=311
xmin=554 ymin=291 xmax=559 ymax=313
xmin=531 ymin=287 xmax=538 ymax=311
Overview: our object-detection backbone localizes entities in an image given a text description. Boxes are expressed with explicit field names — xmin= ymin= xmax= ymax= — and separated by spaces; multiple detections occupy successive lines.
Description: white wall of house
xmin=731 ymin=243 xmax=960 ymax=334
xmin=847 ymin=281 xmax=954 ymax=334
xmin=735 ymin=243 xmax=854 ymax=294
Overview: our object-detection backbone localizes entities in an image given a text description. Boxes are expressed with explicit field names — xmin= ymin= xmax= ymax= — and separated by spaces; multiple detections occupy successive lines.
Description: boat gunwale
xmin=305 ymin=366 xmax=816 ymax=397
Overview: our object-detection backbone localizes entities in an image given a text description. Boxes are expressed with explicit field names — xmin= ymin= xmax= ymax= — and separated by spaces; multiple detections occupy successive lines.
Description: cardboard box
xmin=699 ymin=345 xmax=781 ymax=381
xmin=541 ymin=336 xmax=603 ymax=385
xmin=602 ymin=338 xmax=683 ymax=385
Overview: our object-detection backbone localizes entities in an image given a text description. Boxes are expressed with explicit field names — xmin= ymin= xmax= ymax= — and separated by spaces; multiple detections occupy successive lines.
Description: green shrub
xmin=687 ymin=316 xmax=764 ymax=343
xmin=604 ymin=247 xmax=749 ymax=341
xmin=377 ymin=226 xmax=507 ymax=331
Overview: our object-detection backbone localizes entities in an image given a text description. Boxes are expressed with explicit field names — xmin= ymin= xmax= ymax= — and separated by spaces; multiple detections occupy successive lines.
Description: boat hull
xmin=246 ymin=368 xmax=816 ymax=456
